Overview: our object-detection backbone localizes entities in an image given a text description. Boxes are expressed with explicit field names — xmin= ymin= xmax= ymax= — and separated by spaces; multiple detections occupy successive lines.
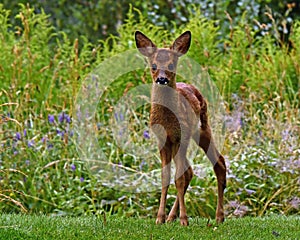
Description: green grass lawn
xmin=0 ymin=214 xmax=299 ymax=240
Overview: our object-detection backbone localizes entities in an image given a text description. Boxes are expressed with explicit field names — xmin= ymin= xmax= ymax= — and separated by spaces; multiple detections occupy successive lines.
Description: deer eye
xmin=168 ymin=63 xmax=174 ymax=71
xmin=151 ymin=64 xmax=157 ymax=71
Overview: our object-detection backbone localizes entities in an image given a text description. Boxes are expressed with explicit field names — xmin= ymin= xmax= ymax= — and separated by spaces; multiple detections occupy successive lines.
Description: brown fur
xmin=135 ymin=30 xmax=226 ymax=226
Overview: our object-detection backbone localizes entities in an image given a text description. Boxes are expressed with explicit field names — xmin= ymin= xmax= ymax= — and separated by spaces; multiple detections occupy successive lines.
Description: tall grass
xmin=0 ymin=4 xmax=299 ymax=218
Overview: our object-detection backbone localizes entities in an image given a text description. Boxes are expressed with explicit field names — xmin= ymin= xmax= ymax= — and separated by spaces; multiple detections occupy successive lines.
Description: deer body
xmin=135 ymin=31 xmax=226 ymax=226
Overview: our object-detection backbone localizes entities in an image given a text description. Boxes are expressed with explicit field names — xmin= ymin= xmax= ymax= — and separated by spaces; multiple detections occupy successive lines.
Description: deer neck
xmin=150 ymin=83 xmax=180 ymax=120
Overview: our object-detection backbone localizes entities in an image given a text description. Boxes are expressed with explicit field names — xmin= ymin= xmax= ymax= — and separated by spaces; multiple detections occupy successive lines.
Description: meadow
xmin=0 ymin=214 xmax=299 ymax=239
xmin=0 ymin=3 xmax=299 ymax=223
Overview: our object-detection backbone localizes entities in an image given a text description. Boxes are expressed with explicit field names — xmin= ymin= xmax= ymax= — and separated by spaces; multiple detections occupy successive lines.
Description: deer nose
xmin=155 ymin=77 xmax=169 ymax=85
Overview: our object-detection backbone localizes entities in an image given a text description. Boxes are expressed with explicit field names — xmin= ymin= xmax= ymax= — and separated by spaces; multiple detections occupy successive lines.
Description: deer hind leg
xmin=193 ymin=126 xmax=227 ymax=223
xmin=156 ymin=143 xmax=172 ymax=224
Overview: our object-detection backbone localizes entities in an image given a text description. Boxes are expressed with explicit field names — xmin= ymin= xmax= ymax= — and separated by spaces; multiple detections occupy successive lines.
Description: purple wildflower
xmin=15 ymin=132 xmax=21 ymax=141
xmin=25 ymin=160 xmax=30 ymax=165
xmin=47 ymin=143 xmax=54 ymax=149
xmin=69 ymin=130 xmax=74 ymax=137
xmin=56 ymin=129 xmax=65 ymax=138
xmin=80 ymin=177 xmax=84 ymax=182
xmin=71 ymin=164 xmax=76 ymax=171
xmin=289 ymin=197 xmax=300 ymax=209
xmin=23 ymin=129 xmax=27 ymax=137
xmin=114 ymin=112 xmax=118 ymax=121
xmin=233 ymin=205 xmax=249 ymax=217
xmin=281 ymin=129 xmax=290 ymax=141
xmin=119 ymin=113 xmax=124 ymax=121
xmin=245 ymin=189 xmax=256 ymax=195
xmin=143 ymin=130 xmax=150 ymax=139
xmin=76 ymin=109 xmax=82 ymax=122
xmin=58 ymin=112 xmax=71 ymax=124
xmin=58 ymin=112 xmax=65 ymax=123
xmin=228 ymin=200 xmax=240 ymax=208
xmin=27 ymin=140 xmax=34 ymax=148
xmin=65 ymin=114 xmax=71 ymax=123
xmin=139 ymin=160 xmax=146 ymax=171
xmin=41 ymin=136 xmax=47 ymax=143
xmin=48 ymin=114 xmax=55 ymax=124
xmin=226 ymin=200 xmax=249 ymax=217
xmin=114 ymin=112 xmax=124 ymax=122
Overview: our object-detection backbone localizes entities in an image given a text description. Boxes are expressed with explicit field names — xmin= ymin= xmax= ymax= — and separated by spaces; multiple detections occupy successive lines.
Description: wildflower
xmin=289 ymin=197 xmax=300 ymax=209
xmin=71 ymin=164 xmax=76 ymax=171
xmin=58 ymin=112 xmax=71 ymax=124
xmin=114 ymin=112 xmax=124 ymax=122
xmin=80 ymin=177 xmax=84 ymax=182
xmin=233 ymin=205 xmax=248 ymax=217
xmin=28 ymin=140 xmax=34 ymax=148
xmin=65 ymin=114 xmax=71 ymax=123
xmin=114 ymin=112 xmax=118 ymax=121
xmin=281 ymin=129 xmax=289 ymax=141
xmin=48 ymin=114 xmax=55 ymax=124
xmin=119 ymin=113 xmax=124 ymax=121
xmin=41 ymin=136 xmax=47 ymax=143
xmin=143 ymin=130 xmax=150 ymax=139
xmin=76 ymin=109 xmax=82 ymax=122
xmin=139 ymin=160 xmax=146 ymax=171
xmin=25 ymin=160 xmax=30 ymax=165
xmin=47 ymin=143 xmax=54 ymax=149
xmin=69 ymin=130 xmax=74 ymax=137
xmin=58 ymin=112 xmax=65 ymax=123
xmin=15 ymin=132 xmax=21 ymax=141
xmin=56 ymin=129 xmax=65 ymax=138
xmin=245 ymin=189 xmax=256 ymax=195
xmin=228 ymin=200 xmax=240 ymax=208
xmin=23 ymin=129 xmax=27 ymax=137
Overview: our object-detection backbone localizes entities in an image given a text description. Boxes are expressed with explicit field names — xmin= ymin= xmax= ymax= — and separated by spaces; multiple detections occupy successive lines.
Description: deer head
xmin=135 ymin=31 xmax=191 ymax=88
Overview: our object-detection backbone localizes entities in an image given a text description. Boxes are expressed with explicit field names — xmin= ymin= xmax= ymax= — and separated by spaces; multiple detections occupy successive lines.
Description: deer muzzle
xmin=156 ymin=77 xmax=169 ymax=85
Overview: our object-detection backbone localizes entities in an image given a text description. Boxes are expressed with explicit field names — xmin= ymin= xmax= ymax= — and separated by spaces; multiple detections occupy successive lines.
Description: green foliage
xmin=0 ymin=4 xmax=299 ymax=220
xmin=1 ymin=0 xmax=300 ymax=45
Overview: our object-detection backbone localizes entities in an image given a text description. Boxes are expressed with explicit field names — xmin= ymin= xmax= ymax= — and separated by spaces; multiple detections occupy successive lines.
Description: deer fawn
xmin=135 ymin=30 xmax=226 ymax=226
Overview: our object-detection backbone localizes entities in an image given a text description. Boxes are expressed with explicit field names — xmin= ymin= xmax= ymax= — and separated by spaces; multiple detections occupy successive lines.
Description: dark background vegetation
xmin=2 ymin=0 xmax=300 ymax=44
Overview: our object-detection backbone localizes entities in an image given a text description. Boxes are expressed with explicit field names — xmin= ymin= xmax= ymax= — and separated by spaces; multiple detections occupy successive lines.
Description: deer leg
xmin=172 ymin=143 xmax=192 ymax=226
xmin=214 ymin=154 xmax=226 ymax=223
xmin=194 ymin=126 xmax=226 ymax=223
xmin=156 ymin=144 xmax=172 ymax=224
xmin=167 ymin=165 xmax=193 ymax=223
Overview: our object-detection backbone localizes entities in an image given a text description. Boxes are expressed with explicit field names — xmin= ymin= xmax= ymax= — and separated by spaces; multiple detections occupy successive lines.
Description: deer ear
xmin=135 ymin=31 xmax=157 ymax=57
xmin=171 ymin=31 xmax=191 ymax=56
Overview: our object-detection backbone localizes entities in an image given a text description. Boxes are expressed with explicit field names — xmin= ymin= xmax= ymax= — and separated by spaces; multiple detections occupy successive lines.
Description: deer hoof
xmin=156 ymin=215 xmax=166 ymax=225
xmin=180 ymin=216 xmax=189 ymax=226
xmin=166 ymin=214 xmax=177 ymax=223
xmin=216 ymin=216 xmax=224 ymax=224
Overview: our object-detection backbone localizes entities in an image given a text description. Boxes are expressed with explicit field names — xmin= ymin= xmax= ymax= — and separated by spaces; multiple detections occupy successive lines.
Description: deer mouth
xmin=155 ymin=77 xmax=169 ymax=85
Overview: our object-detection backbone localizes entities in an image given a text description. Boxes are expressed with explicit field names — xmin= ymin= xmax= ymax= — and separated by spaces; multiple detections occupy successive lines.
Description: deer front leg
xmin=167 ymin=165 xmax=193 ymax=223
xmin=173 ymin=144 xmax=192 ymax=226
xmin=156 ymin=146 xmax=172 ymax=224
